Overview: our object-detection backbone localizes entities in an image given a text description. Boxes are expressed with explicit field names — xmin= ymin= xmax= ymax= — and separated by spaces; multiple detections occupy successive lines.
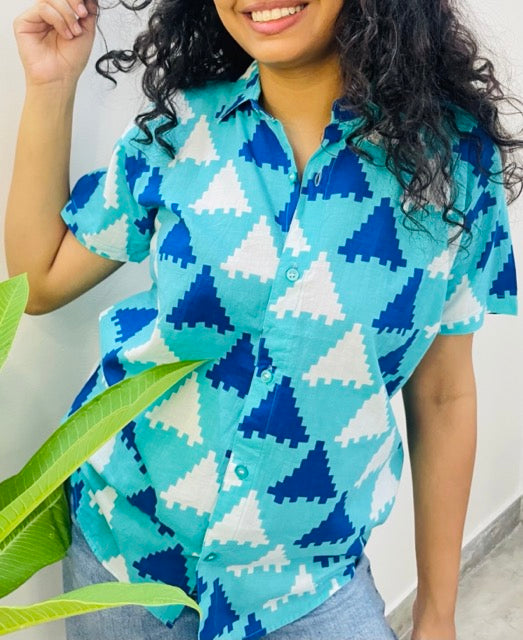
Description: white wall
xmin=0 ymin=2 xmax=521 ymax=638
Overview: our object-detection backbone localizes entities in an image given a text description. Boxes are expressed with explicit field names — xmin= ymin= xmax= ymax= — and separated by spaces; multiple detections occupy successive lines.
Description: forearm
xmin=405 ymin=388 xmax=477 ymax=629
xmin=5 ymin=82 xmax=76 ymax=284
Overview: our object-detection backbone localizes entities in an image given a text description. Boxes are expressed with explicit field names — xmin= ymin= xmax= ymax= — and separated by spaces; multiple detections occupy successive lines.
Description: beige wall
xmin=1 ymin=2 xmax=521 ymax=637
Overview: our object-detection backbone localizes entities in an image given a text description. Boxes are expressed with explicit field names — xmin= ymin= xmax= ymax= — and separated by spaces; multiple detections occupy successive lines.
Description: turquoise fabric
xmin=61 ymin=62 xmax=517 ymax=640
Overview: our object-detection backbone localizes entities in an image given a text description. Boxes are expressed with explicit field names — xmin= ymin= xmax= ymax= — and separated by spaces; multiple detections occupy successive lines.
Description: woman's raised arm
xmin=5 ymin=0 xmax=121 ymax=315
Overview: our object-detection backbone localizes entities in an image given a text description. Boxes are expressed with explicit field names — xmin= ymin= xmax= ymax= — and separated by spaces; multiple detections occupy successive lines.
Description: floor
xmin=395 ymin=523 xmax=523 ymax=640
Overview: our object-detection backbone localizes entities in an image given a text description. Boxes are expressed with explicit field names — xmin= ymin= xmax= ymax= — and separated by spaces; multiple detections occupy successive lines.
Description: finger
xmin=37 ymin=2 xmax=77 ymax=39
xmin=48 ymin=0 xmax=85 ymax=35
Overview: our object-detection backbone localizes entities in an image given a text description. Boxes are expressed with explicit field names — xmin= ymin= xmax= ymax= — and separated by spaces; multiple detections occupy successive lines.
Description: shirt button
xmin=235 ymin=465 xmax=249 ymax=480
xmin=260 ymin=369 xmax=274 ymax=384
xmin=203 ymin=552 xmax=218 ymax=562
xmin=289 ymin=171 xmax=298 ymax=184
xmin=286 ymin=267 xmax=300 ymax=282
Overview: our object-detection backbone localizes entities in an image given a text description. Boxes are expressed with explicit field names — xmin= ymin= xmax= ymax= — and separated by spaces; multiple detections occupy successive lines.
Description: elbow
xmin=24 ymin=277 xmax=64 ymax=315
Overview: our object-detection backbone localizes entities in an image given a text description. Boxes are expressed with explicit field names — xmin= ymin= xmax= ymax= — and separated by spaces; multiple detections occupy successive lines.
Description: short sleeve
xmin=439 ymin=135 xmax=518 ymax=335
xmin=60 ymin=123 xmax=157 ymax=263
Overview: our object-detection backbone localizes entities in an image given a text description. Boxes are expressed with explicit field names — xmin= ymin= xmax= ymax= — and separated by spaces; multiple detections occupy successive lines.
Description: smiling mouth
xmin=250 ymin=4 xmax=307 ymax=23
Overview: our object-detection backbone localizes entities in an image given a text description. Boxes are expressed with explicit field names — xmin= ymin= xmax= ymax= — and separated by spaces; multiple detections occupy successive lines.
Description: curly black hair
xmin=96 ymin=0 xmax=523 ymax=238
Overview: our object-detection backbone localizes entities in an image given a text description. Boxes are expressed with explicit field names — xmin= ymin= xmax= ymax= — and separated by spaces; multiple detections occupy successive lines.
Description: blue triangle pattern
xmin=465 ymin=190 xmax=497 ymax=227
xmin=256 ymin=338 xmax=273 ymax=376
xmin=239 ymin=121 xmax=292 ymax=172
xmin=338 ymin=197 xmax=407 ymax=272
xmin=133 ymin=545 xmax=189 ymax=591
xmin=121 ymin=421 xmax=147 ymax=474
xmin=111 ymin=307 xmax=158 ymax=344
xmin=378 ymin=332 xmax=418 ymax=378
xmin=386 ymin=377 xmax=403 ymax=395
xmin=267 ymin=440 xmax=337 ymax=504
xmin=302 ymin=146 xmax=373 ymax=202
xmin=138 ymin=166 xmax=165 ymax=207
xmin=125 ymin=151 xmax=150 ymax=193
xmin=69 ymin=479 xmax=85 ymax=518
xmin=67 ymin=365 xmax=101 ymax=416
xmin=294 ymin=491 xmax=355 ymax=547
xmin=66 ymin=171 xmax=105 ymax=215
xmin=102 ymin=348 xmax=126 ymax=385
xmin=275 ymin=183 xmax=300 ymax=231
xmin=372 ymin=269 xmax=423 ymax=334
xmin=243 ymin=613 xmax=267 ymax=639
xmin=453 ymin=126 xmax=496 ymax=189
xmin=238 ymin=376 xmax=310 ymax=448
xmin=159 ymin=218 xmax=197 ymax=268
xmin=206 ymin=333 xmax=256 ymax=398
xmin=477 ymin=222 xmax=508 ymax=270
xmin=200 ymin=578 xmax=240 ymax=640
xmin=346 ymin=526 xmax=368 ymax=558
xmin=489 ymin=249 xmax=517 ymax=298
xmin=311 ymin=526 xmax=367 ymax=569
xmin=196 ymin=572 xmax=208 ymax=598
xmin=134 ymin=207 xmax=157 ymax=236
xmin=127 ymin=487 xmax=175 ymax=537
xmin=166 ymin=265 xmax=235 ymax=334
xmin=323 ymin=123 xmax=344 ymax=144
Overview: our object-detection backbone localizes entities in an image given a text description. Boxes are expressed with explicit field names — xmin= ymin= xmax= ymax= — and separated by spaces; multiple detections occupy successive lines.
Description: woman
xmin=6 ymin=1 xmax=521 ymax=639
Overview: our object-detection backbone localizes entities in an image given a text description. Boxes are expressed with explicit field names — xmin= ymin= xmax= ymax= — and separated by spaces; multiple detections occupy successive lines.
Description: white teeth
xmin=251 ymin=5 xmax=305 ymax=23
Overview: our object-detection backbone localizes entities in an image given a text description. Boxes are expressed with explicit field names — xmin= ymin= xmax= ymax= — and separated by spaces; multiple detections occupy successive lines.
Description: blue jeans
xmin=62 ymin=522 xmax=399 ymax=640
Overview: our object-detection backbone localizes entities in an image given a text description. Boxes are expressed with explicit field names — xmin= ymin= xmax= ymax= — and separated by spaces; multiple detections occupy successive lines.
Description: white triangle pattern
xmin=270 ymin=252 xmax=346 ymax=326
xmin=145 ymin=372 xmax=203 ymax=446
xmin=427 ymin=244 xmax=458 ymax=280
xmin=124 ymin=326 xmax=178 ymax=365
xmin=285 ymin=218 xmax=311 ymax=257
xmin=220 ymin=216 xmax=279 ymax=283
xmin=170 ymin=115 xmax=220 ymax=167
xmin=424 ymin=322 xmax=441 ymax=339
xmin=263 ymin=564 xmax=316 ymax=612
xmin=222 ymin=453 xmax=243 ymax=492
xmin=88 ymin=436 xmax=116 ymax=474
xmin=334 ymin=387 xmax=390 ymax=447
xmin=160 ymin=450 xmax=219 ymax=515
xmin=226 ymin=544 xmax=290 ymax=578
xmin=102 ymin=555 xmax=130 ymax=582
xmin=83 ymin=215 xmax=130 ymax=257
xmin=103 ymin=146 xmax=121 ymax=210
xmin=205 ymin=490 xmax=268 ymax=547
xmin=303 ymin=324 xmax=373 ymax=388
xmin=370 ymin=462 xmax=400 ymax=522
xmin=328 ymin=578 xmax=342 ymax=597
xmin=88 ymin=487 xmax=118 ymax=526
xmin=355 ymin=432 xmax=396 ymax=488
xmin=441 ymin=275 xmax=483 ymax=329
xmin=190 ymin=160 xmax=252 ymax=216
xmin=173 ymin=92 xmax=196 ymax=125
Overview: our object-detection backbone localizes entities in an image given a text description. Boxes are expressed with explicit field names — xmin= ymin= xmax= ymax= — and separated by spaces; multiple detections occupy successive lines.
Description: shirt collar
xmin=216 ymin=61 xmax=379 ymax=136
xmin=216 ymin=61 xmax=262 ymax=122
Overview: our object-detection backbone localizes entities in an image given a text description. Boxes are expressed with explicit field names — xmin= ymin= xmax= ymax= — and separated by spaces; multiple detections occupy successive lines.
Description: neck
xmin=258 ymin=54 xmax=343 ymax=129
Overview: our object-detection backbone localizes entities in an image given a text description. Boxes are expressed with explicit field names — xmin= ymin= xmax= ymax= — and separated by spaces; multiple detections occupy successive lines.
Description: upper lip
xmin=242 ymin=2 xmax=308 ymax=13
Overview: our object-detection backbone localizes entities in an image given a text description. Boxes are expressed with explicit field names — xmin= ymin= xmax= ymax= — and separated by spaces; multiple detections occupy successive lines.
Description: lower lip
xmin=244 ymin=6 xmax=308 ymax=36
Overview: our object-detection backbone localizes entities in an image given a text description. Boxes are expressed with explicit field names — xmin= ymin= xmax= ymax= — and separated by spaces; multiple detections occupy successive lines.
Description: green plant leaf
xmin=0 ymin=582 xmax=200 ymax=635
xmin=0 ymin=274 xmax=29 ymax=371
xmin=0 ymin=360 xmax=205 ymax=545
xmin=0 ymin=487 xmax=70 ymax=599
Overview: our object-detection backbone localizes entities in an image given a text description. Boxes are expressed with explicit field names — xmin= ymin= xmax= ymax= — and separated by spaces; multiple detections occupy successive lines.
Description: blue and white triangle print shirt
xmin=61 ymin=62 xmax=517 ymax=640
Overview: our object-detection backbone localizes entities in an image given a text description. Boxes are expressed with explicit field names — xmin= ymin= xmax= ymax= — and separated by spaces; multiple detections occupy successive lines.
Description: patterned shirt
xmin=61 ymin=62 xmax=517 ymax=640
